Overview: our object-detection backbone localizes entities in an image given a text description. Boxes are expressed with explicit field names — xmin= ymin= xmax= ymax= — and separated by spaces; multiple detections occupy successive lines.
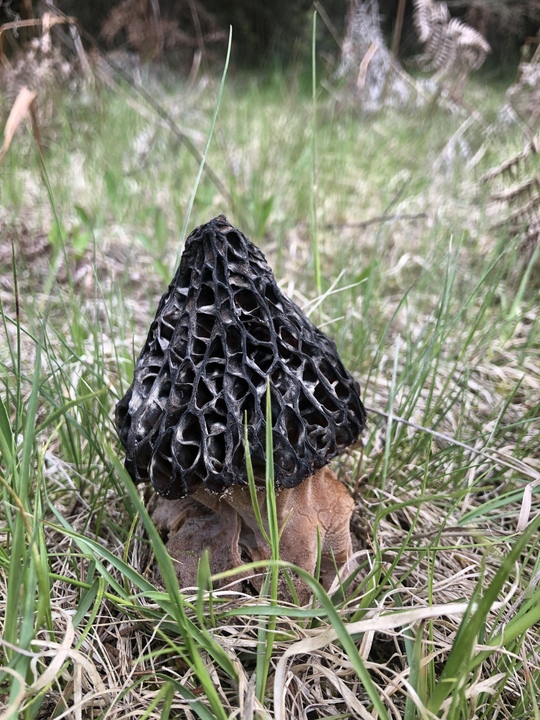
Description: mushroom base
xmin=150 ymin=467 xmax=355 ymax=602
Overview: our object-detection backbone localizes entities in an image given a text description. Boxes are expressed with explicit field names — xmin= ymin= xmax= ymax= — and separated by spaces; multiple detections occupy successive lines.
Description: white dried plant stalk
xmin=335 ymin=0 xmax=411 ymax=111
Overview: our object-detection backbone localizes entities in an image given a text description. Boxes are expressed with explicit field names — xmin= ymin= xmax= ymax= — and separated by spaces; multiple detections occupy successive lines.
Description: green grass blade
xmin=176 ymin=26 xmax=233 ymax=267
xmin=428 ymin=514 xmax=540 ymax=713
xmin=107 ymin=450 xmax=235 ymax=717
xmin=310 ymin=10 xmax=322 ymax=297
xmin=254 ymin=380 xmax=280 ymax=701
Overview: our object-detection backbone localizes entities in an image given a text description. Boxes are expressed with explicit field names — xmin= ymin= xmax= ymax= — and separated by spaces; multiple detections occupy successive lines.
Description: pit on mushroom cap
xmin=116 ymin=215 xmax=366 ymax=598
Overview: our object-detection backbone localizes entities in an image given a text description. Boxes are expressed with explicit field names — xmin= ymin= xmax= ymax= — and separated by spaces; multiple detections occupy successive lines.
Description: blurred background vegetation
xmin=2 ymin=0 xmax=540 ymax=72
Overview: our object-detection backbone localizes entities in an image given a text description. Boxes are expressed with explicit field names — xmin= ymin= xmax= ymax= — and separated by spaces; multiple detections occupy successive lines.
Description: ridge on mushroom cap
xmin=116 ymin=215 xmax=366 ymax=498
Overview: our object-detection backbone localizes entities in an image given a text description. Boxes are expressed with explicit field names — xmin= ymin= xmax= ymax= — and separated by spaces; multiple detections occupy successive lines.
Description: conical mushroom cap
xmin=116 ymin=215 xmax=366 ymax=498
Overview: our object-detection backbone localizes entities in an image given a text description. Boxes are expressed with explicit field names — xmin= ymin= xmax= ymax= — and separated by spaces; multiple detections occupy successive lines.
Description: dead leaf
xmin=0 ymin=86 xmax=37 ymax=164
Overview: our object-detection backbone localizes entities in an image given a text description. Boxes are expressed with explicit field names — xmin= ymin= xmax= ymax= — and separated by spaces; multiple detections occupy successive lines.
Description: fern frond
xmin=483 ymin=134 xmax=540 ymax=258
xmin=426 ymin=28 xmax=456 ymax=74
xmin=413 ymin=0 xmax=449 ymax=45
xmin=412 ymin=0 xmax=489 ymax=84
xmin=481 ymin=137 xmax=540 ymax=183
xmin=490 ymin=177 xmax=540 ymax=204
xmin=492 ymin=194 xmax=540 ymax=228
xmin=450 ymin=19 xmax=490 ymax=71
xmin=101 ymin=0 xmax=141 ymax=44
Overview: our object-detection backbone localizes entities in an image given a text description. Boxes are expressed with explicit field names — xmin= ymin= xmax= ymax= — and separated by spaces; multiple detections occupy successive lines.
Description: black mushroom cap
xmin=115 ymin=215 xmax=366 ymax=498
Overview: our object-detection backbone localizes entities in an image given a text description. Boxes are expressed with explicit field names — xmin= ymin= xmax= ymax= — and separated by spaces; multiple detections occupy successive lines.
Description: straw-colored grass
xmin=0 ymin=59 xmax=539 ymax=720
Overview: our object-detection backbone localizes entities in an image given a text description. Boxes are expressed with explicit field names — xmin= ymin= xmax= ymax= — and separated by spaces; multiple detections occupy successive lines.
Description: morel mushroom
xmin=116 ymin=215 xmax=366 ymax=597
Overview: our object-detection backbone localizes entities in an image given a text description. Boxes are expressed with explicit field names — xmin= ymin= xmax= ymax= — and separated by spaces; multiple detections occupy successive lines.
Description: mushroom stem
xmin=151 ymin=467 xmax=354 ymax=600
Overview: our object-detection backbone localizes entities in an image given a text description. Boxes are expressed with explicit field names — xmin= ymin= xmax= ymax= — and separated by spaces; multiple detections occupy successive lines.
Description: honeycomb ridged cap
xmin=116 ymin=215 xmax=366 ymax=498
